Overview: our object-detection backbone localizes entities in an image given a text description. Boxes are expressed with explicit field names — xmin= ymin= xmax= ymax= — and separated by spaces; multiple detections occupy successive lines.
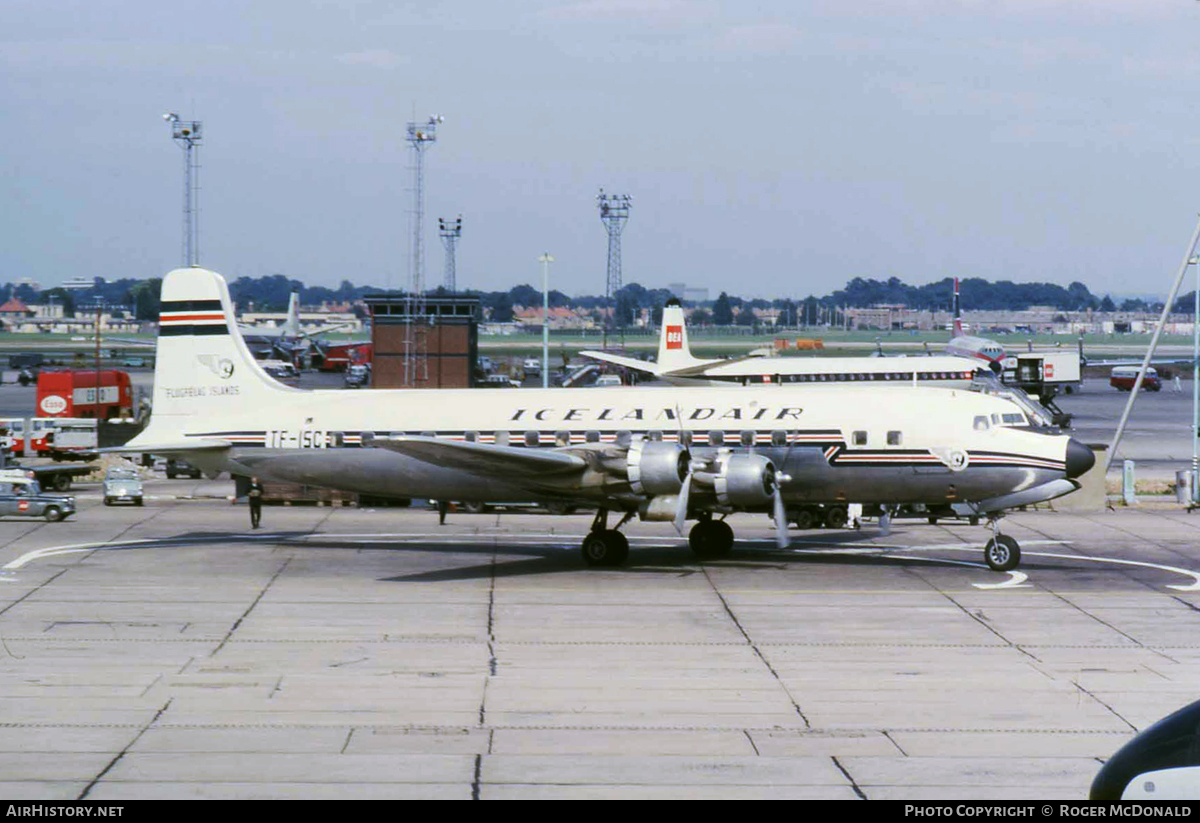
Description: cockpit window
xmin=973 ymin=416 xmax=990 ymax=431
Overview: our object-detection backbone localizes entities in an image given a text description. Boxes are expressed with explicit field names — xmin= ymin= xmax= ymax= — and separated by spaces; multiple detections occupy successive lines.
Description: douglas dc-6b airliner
xmin=116 ymin=268 xmax=1095 ymax=571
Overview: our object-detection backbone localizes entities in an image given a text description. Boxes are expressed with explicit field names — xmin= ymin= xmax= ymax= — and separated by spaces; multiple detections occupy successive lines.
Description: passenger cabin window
xmin=709 ymin=431 xmax=725 ymax=446
xmin=973 ymin=416 xmax=990 ymax=431
xmin=852 ymin=430 xmax=867 ymax=446
xmin=740 ymin=431 xmax=755 ymax=447
xmin=887 ymin=431 xmax=902 ymax=446
xmin=555 ymin=431 xmax=571 ymax=446
xmin=616 ymin=431 xmax=632 ymax=448
xmin=495 ymin=431 xmax=510 ymax=446
xmin=679 ymin=431 xmax=693 ymax=447
xmin=648 ymin=430 xmax=663 ymax=442
xmin=585 ymin=430 xmax=600 ymax=443
xmin=524 ymin=431 xmax=540 ymax=447
xmin=465 ymin=431 xmax=478 ymax=443
xmin=771 ymin=430 xmax=787 ymax=447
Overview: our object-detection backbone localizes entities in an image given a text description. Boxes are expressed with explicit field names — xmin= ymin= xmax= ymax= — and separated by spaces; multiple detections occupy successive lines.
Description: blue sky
xmin=4 ymin=1 xmax=1200 ymax=299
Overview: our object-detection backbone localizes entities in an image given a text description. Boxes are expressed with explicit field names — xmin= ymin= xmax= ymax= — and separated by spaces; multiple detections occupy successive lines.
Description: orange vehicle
xmin=36 ymin=369 xmax=134 ymax=419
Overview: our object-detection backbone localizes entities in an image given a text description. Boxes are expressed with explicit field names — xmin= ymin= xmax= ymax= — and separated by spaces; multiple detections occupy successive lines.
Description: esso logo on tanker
xmin=40 ymin=395 xmax=67 ymax=415
xmin=665 ymin=326 xmax=683 ymax=350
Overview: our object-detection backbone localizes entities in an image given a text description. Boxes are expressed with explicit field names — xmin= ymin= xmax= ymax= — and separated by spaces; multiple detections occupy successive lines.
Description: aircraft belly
xmin=223 ymin=448 xmax=558 ymax=502
xmin=779 ymin=449 xmax=1059 ymax=504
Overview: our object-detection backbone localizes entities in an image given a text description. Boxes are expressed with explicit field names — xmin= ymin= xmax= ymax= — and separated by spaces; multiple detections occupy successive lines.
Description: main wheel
xmin=581 ymin=530 xmax=629 ymax=567
xmin=792 ymin=507 xmax=820 ymax=530
xmin=824 ymin=505 xmax=849 ymax=529
xmin=984 ymin=535 xmax=1021 ymax=572
xmin=462 ymin=501 xmax=489 ymax=514
xmin=689 ymin=519 xmax=734 ymax=560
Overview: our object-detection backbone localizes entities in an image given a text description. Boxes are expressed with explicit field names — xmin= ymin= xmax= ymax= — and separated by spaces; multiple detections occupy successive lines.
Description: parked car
xmin=1110 ymin=366 xmax=1161 ymax=392
xmin=479 ymin=374 xmax=520 ymax=388
xmin=479 ymin=356 xmax=495 ymax=374
xmin=103 ymin=467 xmax=144 ymax=506
xmin=166 ymin=458 xmax=203 ymax=479
xmin=523 ymin=358 xmax=541 ymax=376
xmin=344 ymin=364 xmax=370 ymax=388
xmin=593 ymin=374 xmax=623 ymax=387
xmin=0 ymin=470 xmax=75 ymax=522
xmin=121 ymin=356 xmax=147 ymax=367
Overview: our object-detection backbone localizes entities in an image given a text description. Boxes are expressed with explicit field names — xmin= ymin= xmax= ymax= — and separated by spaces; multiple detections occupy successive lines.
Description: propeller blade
xmin=674 ymin=469 xmax=692 ymax=535
xmin=773 ymin=486 xmax=789 ymax=548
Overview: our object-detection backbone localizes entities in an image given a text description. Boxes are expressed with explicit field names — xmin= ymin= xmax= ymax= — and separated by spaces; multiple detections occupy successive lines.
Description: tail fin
xmin=134 ymin=268 xmax=298 ymax=443
xmin=657 ymin=299 xmax=707 ymax=372
xmin=951 ymin=277 xmax=964 ymax=338
xmin=284 ymin=290 xmax=300 ymax=338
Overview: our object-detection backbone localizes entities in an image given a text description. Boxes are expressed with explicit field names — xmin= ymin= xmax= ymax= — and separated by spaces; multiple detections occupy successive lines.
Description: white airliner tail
xmin=951 ymin=277 xmax=964 ymax=339
xmin=126 ymin=267 xmax=298 ymax=451
xmin=656 ymin=300 xmax=709 ymax=372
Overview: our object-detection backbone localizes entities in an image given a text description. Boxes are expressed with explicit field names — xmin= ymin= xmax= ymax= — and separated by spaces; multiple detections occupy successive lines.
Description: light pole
xmin=163 ymin=113 xmax=202 ymax=267
xmin=539 ymin=253 xmax=554 ymax=388
xmin=1192 ymin=255 xmax=1199 ymax=504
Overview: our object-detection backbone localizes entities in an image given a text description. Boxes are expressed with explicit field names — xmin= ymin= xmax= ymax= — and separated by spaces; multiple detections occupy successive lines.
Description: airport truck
xmin=1001 ymin=351 xmax=1082 ymax=427
xmin=36 ymin=369 xmax=134 ymax=420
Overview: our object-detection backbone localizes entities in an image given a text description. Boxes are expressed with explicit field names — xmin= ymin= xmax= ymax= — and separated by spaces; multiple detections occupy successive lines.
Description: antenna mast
xmin=439 ymin=215 xmax=463 ymax=291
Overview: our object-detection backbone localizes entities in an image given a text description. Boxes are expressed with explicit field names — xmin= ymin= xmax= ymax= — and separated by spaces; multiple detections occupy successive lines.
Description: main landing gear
xmin=580 ymin=509 xmax=633 ymax=567
xmin=983 ymin=517 xmax=1021 ymax=572
xmin=688 ymin=515 xmax=734 ymax=560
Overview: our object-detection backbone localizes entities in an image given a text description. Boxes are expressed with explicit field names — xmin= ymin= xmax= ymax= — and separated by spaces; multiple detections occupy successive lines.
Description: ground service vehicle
xmin=1110 ymin=366 xmax=1161 ymax=392
xmin=36 ymin=369 xmax=133 ymax=419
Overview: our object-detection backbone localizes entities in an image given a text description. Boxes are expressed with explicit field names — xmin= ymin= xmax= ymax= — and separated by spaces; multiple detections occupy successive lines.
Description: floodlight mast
xmin=439 ymin=215 xmax=463 ymax=292
xmin=404 ymin=114 xmax=442 ymax=386
xmin=163 ymin=113 xmax=203 ymax=267
xmin=596 ymin=189 xmax=631 ymax=349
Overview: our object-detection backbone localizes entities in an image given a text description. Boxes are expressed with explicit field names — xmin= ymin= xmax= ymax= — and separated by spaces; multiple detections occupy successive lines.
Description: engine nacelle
xmin=627 ymin=439 xmax=689 ymax=496
xmin=714 ymin=453 xmax=777 ymax=507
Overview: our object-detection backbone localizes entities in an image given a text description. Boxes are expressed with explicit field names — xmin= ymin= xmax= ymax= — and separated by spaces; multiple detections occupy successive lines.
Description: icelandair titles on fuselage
xmin=508 ymin=405 xmax=804 ymax=423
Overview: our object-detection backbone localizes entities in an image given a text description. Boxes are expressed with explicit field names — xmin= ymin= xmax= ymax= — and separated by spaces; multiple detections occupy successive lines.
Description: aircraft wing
xmin=370 ymin=436 xmax=587 ymax=478
xmin=661 ymin=353 xmax=770 ymax=377
xmin=100 ymin=439 xmax=233 ymax=455
xmin=578 ymin=351 xmax=659 ymax=375
xmin=1083 ymin=356 xmax=1198 ymax=368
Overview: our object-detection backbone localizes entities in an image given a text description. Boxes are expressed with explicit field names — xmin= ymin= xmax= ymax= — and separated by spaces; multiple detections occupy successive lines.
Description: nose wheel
xmin=983 ymin=518 xmax=1021 ymax=571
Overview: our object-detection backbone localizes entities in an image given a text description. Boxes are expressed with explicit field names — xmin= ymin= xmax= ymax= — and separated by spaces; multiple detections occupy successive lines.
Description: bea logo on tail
xmin=665 ymin=327 xmax=683 ymax=350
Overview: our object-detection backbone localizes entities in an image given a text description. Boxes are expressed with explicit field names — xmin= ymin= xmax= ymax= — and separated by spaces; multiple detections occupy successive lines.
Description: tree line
xmin=2 ymin=273 xmax=1195 ymax=324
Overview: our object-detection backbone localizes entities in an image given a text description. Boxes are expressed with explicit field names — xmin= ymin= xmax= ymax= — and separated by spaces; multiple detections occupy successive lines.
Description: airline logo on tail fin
xmin=665 ymin=326 xmax=684 ymax=350
xmin=952 ymin=277 xmax=964 ymax=339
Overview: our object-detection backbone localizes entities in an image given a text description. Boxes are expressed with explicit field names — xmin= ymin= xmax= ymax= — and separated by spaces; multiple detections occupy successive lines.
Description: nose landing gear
xmin=983 ymin=517 xmax=1021 ymax=571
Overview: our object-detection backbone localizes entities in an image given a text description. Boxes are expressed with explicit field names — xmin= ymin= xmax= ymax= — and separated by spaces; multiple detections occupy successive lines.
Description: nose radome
xmin=1065 ymin=439 xmax=1096 ymax=479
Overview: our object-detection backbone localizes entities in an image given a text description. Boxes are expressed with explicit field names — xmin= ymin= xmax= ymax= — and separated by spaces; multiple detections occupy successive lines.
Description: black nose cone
xmin=1066 ymin=439 xmax=1095 ymax=479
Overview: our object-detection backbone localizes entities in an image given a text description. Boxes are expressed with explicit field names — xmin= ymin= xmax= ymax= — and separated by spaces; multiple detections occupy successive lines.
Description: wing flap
xmin=371 ymin=436 xmax=587 ymax=478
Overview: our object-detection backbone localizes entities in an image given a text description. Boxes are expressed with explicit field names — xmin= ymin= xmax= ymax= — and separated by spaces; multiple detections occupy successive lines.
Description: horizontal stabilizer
xmin=579 ymin=351 xmax=659 ymax=375
xmin=100 ymin=439 xmax=232 ymax=455
xmin=371 ymin=436 xmax=587 ymax=477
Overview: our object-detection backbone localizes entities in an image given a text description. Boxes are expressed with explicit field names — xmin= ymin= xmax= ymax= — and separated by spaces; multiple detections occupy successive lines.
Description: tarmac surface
xmin=1 ymin=372 xmax=1200 ymax=799
xmin=2 ymin=489 xmax=1200 ymax=799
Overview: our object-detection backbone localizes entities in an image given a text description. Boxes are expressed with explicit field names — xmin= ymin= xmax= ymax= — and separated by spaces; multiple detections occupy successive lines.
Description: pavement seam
xmin=1071 ymin=681 xmax=1138 ymax=732
xmin=210 ymin=557 xmax=292 ymax=657
xmin=77 ymin=697 xmax=173 ymax=800
xmin=700 ymin=564 xmax=811 ymax=729
xmin=831 ymin=755 xmax=868 ymax=800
